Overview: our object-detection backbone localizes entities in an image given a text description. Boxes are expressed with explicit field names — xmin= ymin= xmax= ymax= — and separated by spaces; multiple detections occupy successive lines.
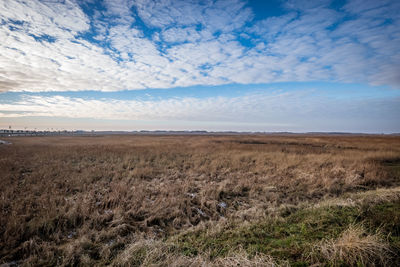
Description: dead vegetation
xmin=311 ymin=225 xmax=392 ymax=266
xmin=112 ymin=239 xmax=284 ymax=267
xmin=0 ymin=134 xmax=399 ymax=265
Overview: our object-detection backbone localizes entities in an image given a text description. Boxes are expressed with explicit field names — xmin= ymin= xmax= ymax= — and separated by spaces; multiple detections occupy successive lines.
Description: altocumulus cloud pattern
xmin=1 ymin=0 xmax=399 ymax=92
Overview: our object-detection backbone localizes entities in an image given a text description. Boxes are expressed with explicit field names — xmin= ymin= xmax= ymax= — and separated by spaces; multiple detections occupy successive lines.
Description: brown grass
xmin=111 ymin=239 xmax=284 ymax=267
xmin=0 ymin=134 xmax=399 ymax=265
xmin=310 ymin=225 xmax=392 ymax=266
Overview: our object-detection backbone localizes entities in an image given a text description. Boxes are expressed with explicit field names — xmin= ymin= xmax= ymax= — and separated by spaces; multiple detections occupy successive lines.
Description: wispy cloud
xmin=0 ymin=93 xmax=300 ymax=121
xmin=0 ymin=0 xmax=399 ymax=92
xmin=1 ymin=88 xmax=399 ymax=132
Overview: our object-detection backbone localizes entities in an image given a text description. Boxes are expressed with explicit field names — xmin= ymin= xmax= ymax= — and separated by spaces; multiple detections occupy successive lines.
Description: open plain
xmin=1 ymin=134 xmax=400 ymax=266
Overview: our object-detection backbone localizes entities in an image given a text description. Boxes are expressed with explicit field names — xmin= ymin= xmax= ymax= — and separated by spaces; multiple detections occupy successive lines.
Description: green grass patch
xmin=172 ymin=206 xmax=359 ymax=264
xmin=171 ymin=200 xmax=400 ymax=265
xmin=361 ymin=200 xmax=400 ymax=257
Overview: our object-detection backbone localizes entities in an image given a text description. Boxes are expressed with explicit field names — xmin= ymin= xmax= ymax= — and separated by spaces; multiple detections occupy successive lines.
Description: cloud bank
xmin=1 ymin=89 xmax=399 ymax=132
xmin=1 ymin=0 xmax=399 ymax=92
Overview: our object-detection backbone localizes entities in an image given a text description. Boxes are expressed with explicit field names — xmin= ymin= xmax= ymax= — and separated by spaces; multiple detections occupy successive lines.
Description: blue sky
xmin=0 ymin=0 xmax=399 ymax=132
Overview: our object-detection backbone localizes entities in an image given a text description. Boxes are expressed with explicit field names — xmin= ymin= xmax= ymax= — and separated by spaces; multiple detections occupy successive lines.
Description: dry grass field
xmin=1 ymin=134 xmax=400 ymax=266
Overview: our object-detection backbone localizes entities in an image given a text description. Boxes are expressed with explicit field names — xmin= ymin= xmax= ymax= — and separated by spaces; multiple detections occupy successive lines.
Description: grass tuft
xmin=311 ymin=225 xmax=392 ymax=266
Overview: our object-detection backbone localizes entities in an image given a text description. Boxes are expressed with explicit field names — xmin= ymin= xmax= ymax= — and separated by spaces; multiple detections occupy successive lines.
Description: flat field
xmin=1 ymin=135 xmax=400 ymax=266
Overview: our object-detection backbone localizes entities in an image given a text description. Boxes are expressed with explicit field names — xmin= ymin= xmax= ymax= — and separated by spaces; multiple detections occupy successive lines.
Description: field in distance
xmin=1 ymin=135 xmax=400 ymax=266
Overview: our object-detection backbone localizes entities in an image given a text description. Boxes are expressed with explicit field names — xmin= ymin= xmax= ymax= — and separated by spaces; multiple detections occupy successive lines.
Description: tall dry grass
xmin=310 ymin=225 xmax=392 ymax=266
xmin=0 ymin=134 xmax=399 ymax=265
xmin=112 ymin=239 xmax=285 ymax=267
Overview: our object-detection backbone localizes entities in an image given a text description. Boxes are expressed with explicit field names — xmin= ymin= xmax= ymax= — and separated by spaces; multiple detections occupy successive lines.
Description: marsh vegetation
xmin=0 ymin=135 xmax=399 ymax=266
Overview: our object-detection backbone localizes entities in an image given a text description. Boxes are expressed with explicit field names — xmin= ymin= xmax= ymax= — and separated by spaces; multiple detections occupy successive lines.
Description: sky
xmin=0 ymin=0 xmax=399 ymax=133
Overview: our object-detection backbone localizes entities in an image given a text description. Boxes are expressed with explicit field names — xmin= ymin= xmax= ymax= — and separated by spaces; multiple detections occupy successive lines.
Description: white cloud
xmin=161 ymin=27 xmax=202 ymax=43
xmin=0 ymin=91 xmax=311 ymax=121
xmin=1 ymin=91 xmax=399 ymax=132
xmin=0 ymin=0 xmax=399 ymax=93
xmin=0 ymin=0 xmax=89 ymax=38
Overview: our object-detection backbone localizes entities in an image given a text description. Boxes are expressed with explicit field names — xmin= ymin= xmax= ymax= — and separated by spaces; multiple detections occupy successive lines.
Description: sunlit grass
xmin=0 ymin=135 xmax=399 ymax=265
